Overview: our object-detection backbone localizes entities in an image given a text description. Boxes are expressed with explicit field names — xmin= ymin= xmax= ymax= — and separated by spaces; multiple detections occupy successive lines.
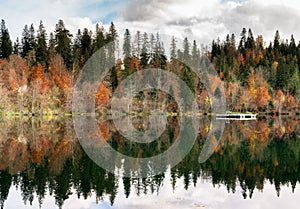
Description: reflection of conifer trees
xmin=0 ymin=118 xmax=299 ymax=208
xmin=0 ymin=170 xmax=11 ymax=209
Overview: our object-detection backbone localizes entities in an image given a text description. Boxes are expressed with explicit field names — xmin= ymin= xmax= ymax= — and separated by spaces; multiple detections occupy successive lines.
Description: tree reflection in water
xmin=0 ymin=116 xmax=299 ymax=208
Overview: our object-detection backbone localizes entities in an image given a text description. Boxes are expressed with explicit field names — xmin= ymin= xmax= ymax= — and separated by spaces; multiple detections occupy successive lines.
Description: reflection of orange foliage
xmin=48 ymin=140 xmax=74 ymax=175
xmin=284 ymin=93 xmax=297 ymax=110
xmin=273 ymin=61 xmax=279 ymax=69
xmin=273 ymin=119 xmax=297 ymax=138
xmin=239 ymin=121 xmax=270 ymax=158
xmin=98 ymin=121 xmax=110 ymax=141
xmin=95 ymin=83 xmax=110 ymax=109
xmin=0 ymin=137 xmax=29 ymax=174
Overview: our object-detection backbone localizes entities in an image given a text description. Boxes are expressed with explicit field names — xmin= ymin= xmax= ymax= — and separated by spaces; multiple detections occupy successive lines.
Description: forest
xmin=0 ymin=19 xmax=299 ymax=115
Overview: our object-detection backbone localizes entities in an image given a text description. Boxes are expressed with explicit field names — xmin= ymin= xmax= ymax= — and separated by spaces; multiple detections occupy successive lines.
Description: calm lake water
xmin=0 ymin=117 xmax=299 ymax=209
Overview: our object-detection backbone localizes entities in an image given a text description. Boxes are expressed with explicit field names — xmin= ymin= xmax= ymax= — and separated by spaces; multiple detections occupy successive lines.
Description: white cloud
xmin=1 ymin=0 xmax=300 ymax=48
xmin=0 ymin=0 xmax=115 ymax=42
xmin=115 ymin=0 xmax=300 ymax=46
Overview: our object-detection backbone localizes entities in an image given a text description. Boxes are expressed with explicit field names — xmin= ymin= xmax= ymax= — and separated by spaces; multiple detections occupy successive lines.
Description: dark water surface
xmin=0 ymin=117 xmax=299 ymax=209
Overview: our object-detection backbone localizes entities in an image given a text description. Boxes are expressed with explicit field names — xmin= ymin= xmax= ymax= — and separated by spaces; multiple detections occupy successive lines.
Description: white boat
xmin=216 ymin=113 xmax=256 ymax=120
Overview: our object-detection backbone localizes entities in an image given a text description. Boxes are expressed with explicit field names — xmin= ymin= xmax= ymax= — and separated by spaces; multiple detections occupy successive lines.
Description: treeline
xmin=0 ymin=19 xmax=299 ymax=114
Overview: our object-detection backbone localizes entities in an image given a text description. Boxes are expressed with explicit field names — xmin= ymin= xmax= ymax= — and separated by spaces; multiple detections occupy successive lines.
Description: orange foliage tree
xmin=248 ymin=70 xmax=270 ymax=110
xmin=95 ymin=83 xmax=110 ymax=109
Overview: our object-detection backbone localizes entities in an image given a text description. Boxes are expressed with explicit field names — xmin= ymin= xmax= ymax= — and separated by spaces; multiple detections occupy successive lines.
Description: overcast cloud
xmin=115 ymin=0 xmax=300 ymax=45
xmin=0 ymin=0 xmax=300 ymax=46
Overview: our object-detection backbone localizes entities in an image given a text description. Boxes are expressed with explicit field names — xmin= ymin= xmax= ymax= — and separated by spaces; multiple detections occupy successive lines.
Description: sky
xmin=5 ymin=169 xmax=300 ymax=209
xmin=1 ymin=0 xmax=300 ymax=47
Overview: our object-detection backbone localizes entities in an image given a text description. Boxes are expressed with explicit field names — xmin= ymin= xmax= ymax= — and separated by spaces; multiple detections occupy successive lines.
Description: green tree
xmin=92 ymin=23 xmax=106 ymax=53
xmin=36 ymin=21 xmax=47 ymax=66
xmin=245 ymin=28 xmax=255 ymax=50
xmin=140 ymin=32 xmax=150 ymax=67
xmin=123 ymin=29 xmax=131 ymax=59
xmin=170 ymin=36 xmax=177 ymax=60
xmin=0 ymin=19 xmax=13 ymax=58
xmin=81 ymin=28 xmax=92 ymax=62
xmin=183 ymin=37 xmax=190 ymax=63
xmin=54 ymin=20 xmax=72 ymax=68
xmin=13 ymin=37 xmax=20 ymax=55
xmin=238 ymin=28 xmax=247 ymax=52
xmin=123 ymin=29 xmax=132 ymax=77
xmin=107 ymin=22 xmax=118 ymax=91
xmin=133 ymin=30 xmax=142 ymax=57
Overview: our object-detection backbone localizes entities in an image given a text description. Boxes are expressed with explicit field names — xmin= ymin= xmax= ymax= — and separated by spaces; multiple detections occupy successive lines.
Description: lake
xmin=0 ymin=116 xmax=299 ymax=209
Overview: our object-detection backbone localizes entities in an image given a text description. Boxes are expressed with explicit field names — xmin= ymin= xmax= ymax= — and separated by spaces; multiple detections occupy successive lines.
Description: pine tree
xmin=0 ymin=19 xmax=12 ymax=59
xmin=289 ymin=34 xmax=297 ymax=55
xmin=123 ymin=29 xmax=131 ymax=59
xmin=36 ymin=21 xmax=47 ymax=66
xmin=245 ymin=28 xmax=255 ymax=50
xmin=13 ymin=38 xmax=20 ymax=55
xmin=29 ymin=24 xmax=36 ymax=50
xmin=107 ymin=22 xmax=118 ymax=42
xmin=133 ymin=30 xmax=142 ymax=58
xmin=72 ymin=29 xmax=82 ymax=69
xmin=123 ymin=29 xmax=131 ymax=77
xmin=140 ymin=32 xmax=150 ymax=67
xmin=238 ymin=28 xmax=247 ymax=54
xmin=48 ymin=32 xmax=56 ymax=58
xmin=274 ymin=30 xmax=280 ymax=50
xmin=54 ymin=20 xmax=72 ymax=68
xmin=21 ymin=25 xmax=29 ymax=57
xmin=81 ymin=28 xmax=92 ymax=62
xmin=92 ymin=23 xmax=105 ymax=52
xmin=183 ymin=37 xmax=190 ymax=63
xmin=107 ymin=22 xmax=118 ymax=91
xmin=192 ymin=40 xmax=199 ymax=69
xmin=170 ymin=36 xmax=177 ymax=60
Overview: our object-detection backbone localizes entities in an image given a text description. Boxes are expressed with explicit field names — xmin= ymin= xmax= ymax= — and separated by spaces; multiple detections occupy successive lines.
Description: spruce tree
xmin=36 ymin=21 xmax=47 ymax=66
xmin=0 ymin=19 xmax=13 ymax=58
xmin=55 ymin=19 xmax=72 ymax=68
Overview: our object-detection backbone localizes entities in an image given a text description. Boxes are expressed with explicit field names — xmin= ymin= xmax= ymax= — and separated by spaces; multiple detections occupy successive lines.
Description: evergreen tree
xmin=81 ymin=28 xmax=92 ymax=62
xmin=183 ymin=37 xmax=191 ymax=65
xmin=140 ymin=32 xmax=150 ymax=67
xmin=48 ymin=32 xmax=56 ymax=58
xmin=54 ymin=19 xmax=72 ymax=68
xmin=92 ymin=23 xmax=105 ymax=52
xmin=21 ymin=24 xmax=31 ymax=57
xmin=36 ymin=21 xmax=47 ymax=66
xmin=123 ymin=29 xmax=131 ymax=77
xmin=13 ymin=38 xmax=20 ymax=55
xmin=107 ymin=22 xmax=118 ymax=42
xmin=29 ymin=24 xmax=36 ymax=50
xmin=170 ymin=36 xmax=177 ymax=60
xmin=274 ymin=30 xmax=280 ymax=50
xmin=245 ymin=28 xmax=255 ymax=50
xmin=72 ymin=29 xmax=82 ymax=70
xmin=289 ymin=34 xmax=297 ymax=55
xmin=0 ymin=19 xmax=12 ymax=58
xmin=133 ymin=30 xmax=142 ymax=58
xmin=192 ymin=40 xmax=199 ymax=69
xmin=238 ymin=28 xmax=247 ymax=54
xmin=107 ymin=22 xmax=118 ymax=91
xmin=123 ymin=29 xmax=131 ymax=59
